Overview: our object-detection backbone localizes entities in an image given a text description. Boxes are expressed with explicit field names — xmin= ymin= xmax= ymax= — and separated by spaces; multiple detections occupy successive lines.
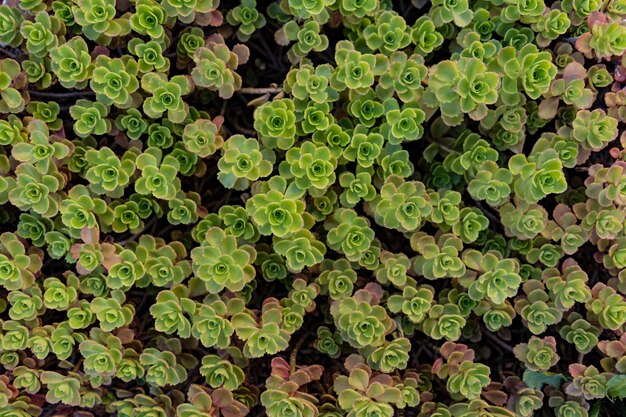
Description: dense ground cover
xmin=0 ymin=0 xmax=626 ymax=416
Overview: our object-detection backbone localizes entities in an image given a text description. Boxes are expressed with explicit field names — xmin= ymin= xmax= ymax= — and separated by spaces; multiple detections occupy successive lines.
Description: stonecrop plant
xmin=1 ymin=0 xmax=626 ymax=416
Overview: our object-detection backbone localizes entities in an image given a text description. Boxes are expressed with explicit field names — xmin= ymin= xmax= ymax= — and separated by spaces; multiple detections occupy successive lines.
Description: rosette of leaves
xmin=281 ymin=0 xmax=334 ymax=21
xmin=141 ymin=73 xmax=192 ymax=123
xmin=378 ymin=51 xmax=427 ymax=103
xmin=279 ymin=141 xmax=337 ymax=198
xmin=226 ymin=0 xmax=266 ymax=41
xmin=331 ymin=41 xmax=387 ymax=93
xmin=566 ymin=364 xmax=609 ymax=400
xmin=135 ymin=235 xmax=191 ymax=287
xmin=109 ymin=200 xmax=145 ymax=233
xmin=176 ymin=27 xmax=205 ymax=64
xmin=455 ymin=31 xmax=499 ymax=62
xmin=11 ymin=120 xmax=71 ymax=172
xmin=261 ymin=358 xmax=323 ymax=417
xmin=40 ymin=372 xmax=81 ymax=406
xmin=26 ymin=101 xmax=62 ymax=131
xmin=514 ymin=336 xmax=559 ymax=371
xmin=246 ymin=176 xmax=308 ymax=237
xmin=192 ymin=42 xmax=245 ymax=99
xmin=273 ymin=229 xmax=326 ymax=272
xmin=73 ymin=0 xmax=130 ymax=42
xmin=218 ymin=205 xmax=259 ymax=242
xmin=543 ymin=259 xmax=592 ymax=311
xmin=428 ymin=189 xmax=462 ymax=226
xmin=508 ymin=149 xmax=567 ymax=204
xmin=0 ymin=59 xmax=25 ymax=113
xmin=130 ymin=0 xmax=165 ymax=39
xmin=576 ymin=199 xmax=624 ymax=240
xmin=0 ymin=5 xmax=23 ymax=47
xmin=587 ymin=283 xmax=626 ymax=330
xmin=461 ymin=250 xmax=522 ymax=305
xmin=542 ymin=205 xmax=588 ymax=255
xmin=192 ymin=296 xmax=237 ymax=349
xmin=375 ymin=251 xmax=412 ymax=288
xmin=7 ymin=285 xmax=44 ymax=321
xmin=90 ymin=290 xmax=135 ymax=332
xmin=160 ymin=0 xmax=219 ymax=23
xmin=496 ymin=44 xmax=558 ymax=104
xmin=9 ymin=163 xmax=64 ymax=218
xmin=326 ymin=208 xmax=374 ymax=263
xmin=49 ymin=36 xmax=93 ymax=89
xmin=576 ymin=15 xmax=626 ymax=60
xmin=254 ymin=98 xmax=297 ymax=150
xmin=379 ymin=99 xmax=426 ymax=145
xmin=90 ymin=55 xmax=139 ymax=108
xmin=1 ymin=320 xmax=29 ymax=351
xmin=422 ymin=303 xmax=467 ymax=341
xmin=84 ymin=147 xmax=136 ymax=198
xmin=114 ymin=108 xmax=148 ymax=140
xmin=362 ymin=11 xmax=410 ymax=54
xmin=166 ymin=190 xmax=199 ymax=224
xmin=317 ymin=259 xmax=357 ymax=300
xmin=288 ymin=278 xmax=319 ymax=312
xmin=150 ymin=285 xmax=196 ymax=338
xmin=586 ymin=162 xmax=626 ymax=207
xmin=499 ymin=199 xmax=548 ymax=240
xmin=177 ymin=384 xmax=248 ymax=417
xmin=231 ymin=298 xmax=290 ymax=358
xmin=539 ymin=62 xmax=594 ymax=120
xmin=452 ymin=207 xmax=489 ymax=244
xmin=559 ymin=313 xmax=600 ymax=354
xmin=515 ymin=280 xmax=563 ymax=334
xmin=19 ymin=12 xmax=61 ymax=59
xmin=360 ymin=337 xmax=411 ymax=373
xmin=331 ymin=289 xmax=395 ymax=349
xmin=342 ymin=124 xmax=384 ymax=168
xmin=604 ymin=237 xmax=626 ymax=276
xmin=334 ymin=357 xmax=403 ymax=417
xmin=448 ymin=133 xmax=499 ymax=178
xmin=0 ymin=115 xmax=25 ymax=146
xmin=435 ymin=343 xmax=491 ymax=400
xmin=530 ymin=133 xmax=577 ymax=172
xmin=412 ymin=233 xmax=466 ymax=279
xmin=388 ymin=285 xmax=435 ymax=324
xmin=191 ymin=227 xmax=256 ymax=293
xmin=297 ymin=100 xmax=333 ymax=135
xmin=315 ymin=326 xmax=342 ymax=358
xmin=69 ymin=99 xmax=111 ymax=138
xmin=531 ymin=9 xmax=571 ymax=46
xmin=79 ymin=329 xmax=123 ymax=377
xmin=182 ymin=118 xmax=224 ymax=158
xmin=572 ymin=108 xmax=619 ymax=151
xmin=430 ymin=0 xmax=473 ymax=27
xmin=256 ymin=249 xmax=287 ymax=282
xmin=200 ymin=354 xmax=245 ymax=390
xmin=285 ymin=64 xmax=338 ymax=104
xmin=135 ymin=148 xmax=181 ymax=200
xmin=338 ymin=171 xmax=376 ymax=208
xmin=425 ymin=57 xmax=499 ymax=125
xmin=139 ymin=347 xmax=187 ymax=387
xmin=371 ymin=176 xmax=432 ymax=233
xmin=468 ymin=160 xmax=513 ymax=207
xmin=43 ymin=275 xmax=78 ymax=310
xmin=128 ymin=39 xmax=170 ymax=73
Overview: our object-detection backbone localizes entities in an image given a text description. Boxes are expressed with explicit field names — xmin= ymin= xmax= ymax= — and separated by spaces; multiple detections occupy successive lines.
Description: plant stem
xmin=239 ymin=87 xmax=283 ymax=94
xmin=290 ymin=333 xmax=308 ymax=373
xmin=483 ymin=330 xmax=514 ymax=353
xmin=29 ymin=89 xmax=96 ymax=99
xmin=424 ymin=136 xmax=456 ymax=154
